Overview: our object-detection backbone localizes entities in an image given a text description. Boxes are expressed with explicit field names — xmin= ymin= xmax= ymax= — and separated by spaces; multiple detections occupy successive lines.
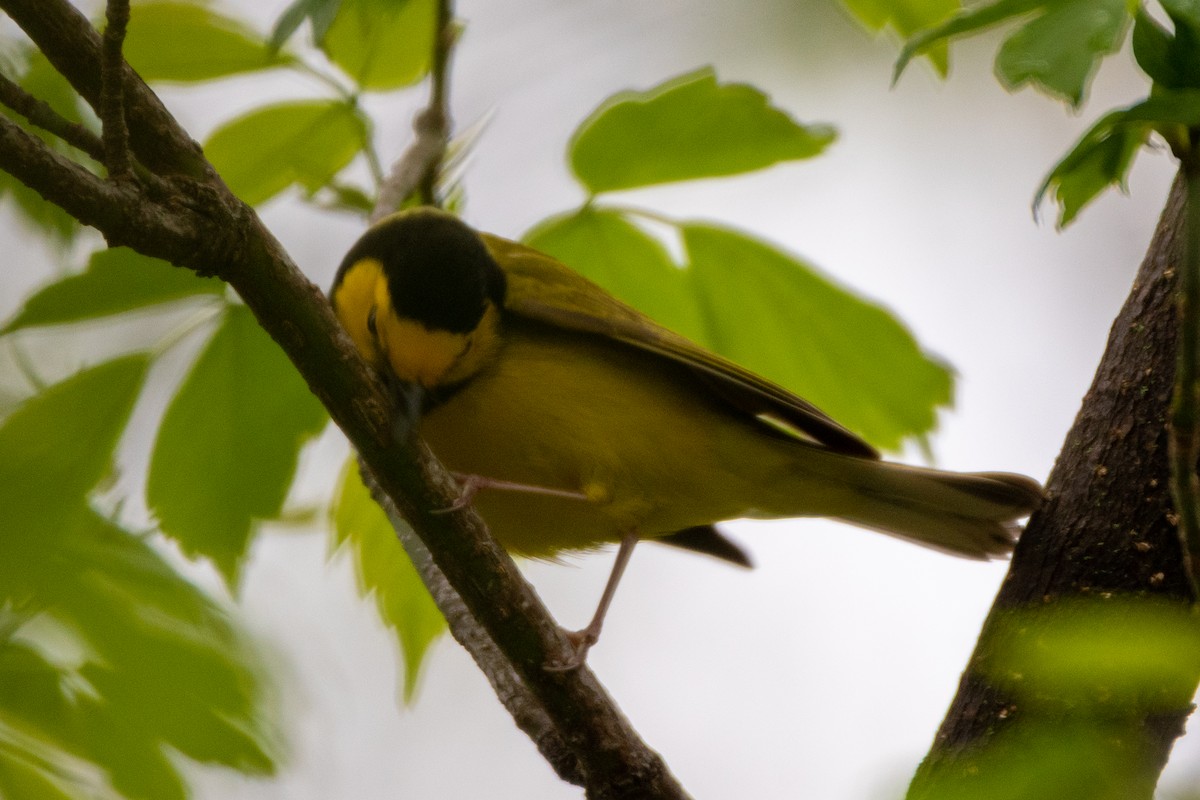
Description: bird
xmin=330 ymin=207 xmax=1042 ymax=666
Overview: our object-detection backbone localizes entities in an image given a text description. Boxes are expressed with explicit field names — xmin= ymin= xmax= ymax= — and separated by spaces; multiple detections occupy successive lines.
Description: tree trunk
xmin=908 ymin=174 xmax=1200 ymax=799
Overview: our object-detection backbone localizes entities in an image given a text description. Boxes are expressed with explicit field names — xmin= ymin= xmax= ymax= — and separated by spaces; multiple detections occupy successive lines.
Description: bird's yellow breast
xmin=417 ymin=319 xmax=831 ymax=557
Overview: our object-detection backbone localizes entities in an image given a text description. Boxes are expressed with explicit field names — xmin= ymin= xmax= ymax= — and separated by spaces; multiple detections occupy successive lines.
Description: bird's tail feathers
xmin=821 ymin=459 xmax=1043 ymax=559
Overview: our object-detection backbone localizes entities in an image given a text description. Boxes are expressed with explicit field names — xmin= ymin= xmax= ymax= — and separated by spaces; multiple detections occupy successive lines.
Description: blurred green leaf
xmin=0 ymin=523 xmax=278 ymax=800
xmin=994 ymin=0 xmax=1130 ymax=106
xmin=1134 ymin=3 xmax=1200 ymax=90
xmin=331 ymin=459 xmax=444 ymax=701
xmin=897 ymin=0 xmax=1040 ymax=81
xmin=2 ymin=247 xmax=224 ymax=335
xmin=682 ymin=224 xmax=952 ymax=450
xmin=896 ymin=0 xmax=1135 ymax=106
xmin=321 ymin=0 xmax=436 ymax=91
xmin=20 ymin=50 xmax=88 ymax=126
xmin=0 ymin=355 xmax=276 ymax=799
xmin=148 ymin=305 xmax=328 ymax=586
xmin=270 ymin=0 xmax=343 ymax=51
xmin=524 ymin=208 xmax=706 ymax=341
xmin=839 ymin=0 xmax=958 ymax=74
xmin=125 ymin=2 xmax=291 ymax=83
xmin=322 ymin=182 xmax=376 ymax=214
xmin=570 ymin=67 xmax=835 ymax=194
xmin=0 ymin=172 xmax=79 ymax=244
xmin=205 ymin=100 xmax=368 ymax=205
xmin=0 ymin=356 xmax=147 ymax=528
xmin=1163 ymin=0 xmax=1200 ymax=32
xmin=1035 ymin=113 xmax=1146 ymax=227
xmin=983 ymin=599 xmax=1200 ymax=711
xmin=1036 ymin=90 xmax=1200 ymax=226
xmin=912 ymin=721 xmax=1145 ymax=800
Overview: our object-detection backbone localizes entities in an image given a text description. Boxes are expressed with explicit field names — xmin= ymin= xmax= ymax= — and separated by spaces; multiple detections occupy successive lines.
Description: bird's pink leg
xmin=432 ymin=473 xmax=590 ymax=514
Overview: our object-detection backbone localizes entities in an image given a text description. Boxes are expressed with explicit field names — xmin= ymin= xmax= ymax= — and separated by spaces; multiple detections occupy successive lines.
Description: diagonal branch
xmin=0 ymin=3 xmax=691 ymax=797
xmin=361 ymin=465 xmax=586 ymax=787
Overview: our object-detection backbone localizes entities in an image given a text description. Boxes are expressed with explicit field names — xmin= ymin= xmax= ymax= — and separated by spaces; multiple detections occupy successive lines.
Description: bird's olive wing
xmin=482 ymin=234 xmax=879 ymax=459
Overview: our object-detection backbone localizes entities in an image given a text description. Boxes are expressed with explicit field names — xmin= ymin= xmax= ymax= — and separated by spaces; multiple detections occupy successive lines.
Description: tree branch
xmin=371 ymin=0 xmax=454 ymax=220
xmin=908 ymin=174 xmax=1200 ymax=798
xmin=0 ymin=4 xmax=690 ymax=797
xmin=99 ymin=0 xmax=132 ymax=178
xmin=361 ymin=466 xmax=586 ymax=787
xmin=1 ymin=0 xmax=209 ymax=178
xmin=1171 ymin=157 xmax=1200 ymax=592
xmin=0 ymin=72 xmax=105 ymax=163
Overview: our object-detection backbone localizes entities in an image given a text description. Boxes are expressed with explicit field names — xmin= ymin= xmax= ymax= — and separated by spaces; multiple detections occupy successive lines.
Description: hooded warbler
xmin=331 ymin=208 xmax=1042 ymax=661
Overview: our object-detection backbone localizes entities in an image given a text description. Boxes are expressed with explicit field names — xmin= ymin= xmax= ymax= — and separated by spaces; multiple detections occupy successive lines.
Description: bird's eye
xmin=367 ymin=306 xmax=378 ymax=338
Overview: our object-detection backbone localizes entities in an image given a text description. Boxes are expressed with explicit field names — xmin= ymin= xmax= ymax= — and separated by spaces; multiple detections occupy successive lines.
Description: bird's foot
xmin=544 ymin=626 xmax=600 ymax=672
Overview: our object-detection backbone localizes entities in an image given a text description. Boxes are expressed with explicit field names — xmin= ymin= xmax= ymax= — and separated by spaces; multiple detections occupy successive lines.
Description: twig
xmin=0 ymin=72 xmax=105 ymax=163
xmin=370 ymin=0 xmax=456 ymax=221
xmin=100 ymin=0 xmax=132 ymax=178
xmin=0 ymin=114 xmax=177 ymax=243
xmin=2 ymin=0 xmax=209 ymax=178
xmin=359 ymin=463 xmax=586 ymax=787
xmin=1170 ymin=156 xmax=1200 ymax=599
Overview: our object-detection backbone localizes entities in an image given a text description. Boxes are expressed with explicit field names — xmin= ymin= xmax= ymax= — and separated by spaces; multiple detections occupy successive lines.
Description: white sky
xmin=1 ymin=1 xmax=1193 ymax=798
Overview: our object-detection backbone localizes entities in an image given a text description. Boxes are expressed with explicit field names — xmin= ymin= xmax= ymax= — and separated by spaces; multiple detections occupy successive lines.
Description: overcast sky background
xmin=2 ymin=1 xmax=1195 ymax=798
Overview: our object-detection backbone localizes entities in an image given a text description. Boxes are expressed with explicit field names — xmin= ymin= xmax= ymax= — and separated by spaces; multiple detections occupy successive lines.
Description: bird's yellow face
xmin=371 ymin=276 xmax=503 ymax=388
xmin=330 ymin=211 xmax=507 ymax=391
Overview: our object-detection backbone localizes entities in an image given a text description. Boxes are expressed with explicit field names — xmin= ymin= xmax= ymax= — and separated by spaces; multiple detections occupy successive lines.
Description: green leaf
xmin=2 ymin=247 xmax=225 ymax=335
xmin=125 ymin=3 xmax=291 ymax=83
xmin=0 ymin=519 xmax=278 ymax=800
xmin=896 ymin=0 xmax=1042 ymax=82
xmin=21 ymin=50 xmax=88 ymax=126
xmin=322 ymin=182 xmax=376 ymax=214
xmin=570 ymin=67 xmax=836 ymax=194
xmin=994 ymin=0 xmax=1131 ymax=107
xmin=1133 ymin=8 xmax=1182 ymax=88
xmin=321 ymin=0 xmax=436 ymax=91
xmin=148 ymin=305 xmax=328 ymax=585
xmin=1135 ymin=2 xmax=1200 ymax=90
xmin=0 ymin=171 xmax=79 ymax=244
xmin=1035 ymin=90 xmax=1200 ymax=226
xmin=682 ymin=224 xmax=952 ymax=450
xmin=270 ymin=0 xmax=343 ymax=51
xmin=523 ymin=208 xmax=707 ymax=342
xmin=205 ymin=101 xmax=368 ymax=206
xmin=896 ymin=0 xmax=1136 ymax=104
xmin=1034 ymin=112 xmax=1146 ymax=227
xmin=984 ymin=599 xmax=1200 ymax=709
xmin=1163 ymin=0 xmax=1200 ymax=31
xmin=839 ymin=0 xmax=959 ymax=74
xmin=0 ymin=356 xmax=148 ymax=525
xmin=331 ymin=459 xmax=445 ymax=701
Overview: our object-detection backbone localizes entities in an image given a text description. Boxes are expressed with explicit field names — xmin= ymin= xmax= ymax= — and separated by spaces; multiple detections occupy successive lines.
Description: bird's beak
xmin=390 ymin=378 xmax=426 ymax=443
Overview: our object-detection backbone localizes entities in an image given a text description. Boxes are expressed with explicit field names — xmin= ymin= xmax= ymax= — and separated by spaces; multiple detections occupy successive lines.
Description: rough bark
xmin=909 ymin=175 xmax=1199 ymax=798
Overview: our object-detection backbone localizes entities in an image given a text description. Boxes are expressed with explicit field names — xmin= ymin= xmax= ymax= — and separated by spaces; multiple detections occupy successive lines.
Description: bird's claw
xmin=543 ymin=627 xmax=599 ymax=673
